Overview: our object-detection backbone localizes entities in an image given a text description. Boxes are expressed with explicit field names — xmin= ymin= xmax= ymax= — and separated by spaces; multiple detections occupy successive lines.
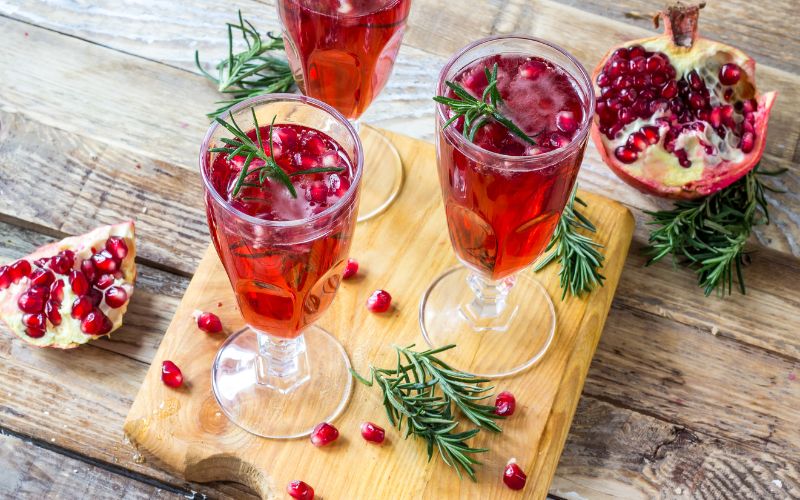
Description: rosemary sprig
xmin=644 ymin=164 xmax=786 ymax=296
xmin=209 ymin=111 xmax=342 ymax=198
xmin=534 ymin=185 xmax=606 ymax=298
xmin=196 ymin=10 xmax=295 ymax=118
xmin=352 ymin=344 xmax=502 ymax=481
xmin=433 ymin=63 xmax=536 ymax=145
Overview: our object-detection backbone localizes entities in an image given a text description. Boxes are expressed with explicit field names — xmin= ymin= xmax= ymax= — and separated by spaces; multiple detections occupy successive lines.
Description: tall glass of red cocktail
xmin=277 ymin=0 xmax=412 ymax=222
xmin=420 ymin=36 xmax=595 ymax=377
xmin=201 ymin=94 xmax=363 ymax=438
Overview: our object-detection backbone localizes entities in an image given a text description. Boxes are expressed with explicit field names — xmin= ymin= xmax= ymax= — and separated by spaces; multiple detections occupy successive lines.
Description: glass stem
xmin=459 ymin=272 xmax=518 ymax=332
xmin=255 ymin=332 xmax=310 ymax=394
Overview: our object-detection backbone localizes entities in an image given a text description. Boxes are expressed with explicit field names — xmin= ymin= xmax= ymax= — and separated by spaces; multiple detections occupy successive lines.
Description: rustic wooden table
xmin=0 ymin=1 xmax=797 ymax=498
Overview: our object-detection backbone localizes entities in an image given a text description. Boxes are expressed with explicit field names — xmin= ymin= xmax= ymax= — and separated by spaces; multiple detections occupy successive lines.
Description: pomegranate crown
xmin=653 ymin=1 xmax=706 ymax=48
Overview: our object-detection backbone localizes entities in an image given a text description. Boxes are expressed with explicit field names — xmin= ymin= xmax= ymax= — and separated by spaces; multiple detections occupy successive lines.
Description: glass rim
xmin=199 ymin=94 xmax=364 ymax=228
xmin=435 ymin=34 xmax=596 ymax=166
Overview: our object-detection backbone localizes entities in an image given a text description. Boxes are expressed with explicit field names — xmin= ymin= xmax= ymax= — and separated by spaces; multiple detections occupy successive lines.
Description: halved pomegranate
xmin=0 ymin=222 xmax=136 ymax=348
xmin=591 ymin=2 xmax=776 ymax=199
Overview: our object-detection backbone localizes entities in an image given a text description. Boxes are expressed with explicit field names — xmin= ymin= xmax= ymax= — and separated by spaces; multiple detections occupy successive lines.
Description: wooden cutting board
xmin=125 ymin=127 xmax=634 ymax=499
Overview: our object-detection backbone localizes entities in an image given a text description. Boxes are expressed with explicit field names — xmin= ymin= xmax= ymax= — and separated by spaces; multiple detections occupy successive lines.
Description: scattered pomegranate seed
xmin=81 ymin=309 xmax=113 ymax=335
xmin=503 ymin=460 xmax=527 ymax=490
xmin=196 ymin=311 xmax=223 ymax=334
xmin=71 ymin=296 xmax=93 ymax=319
xmin=69 ymin=270 xmax=89 ymax=295
xmin=0 ymin=266 xmax=10 ymax=289
xmin=366 ymin=290 xmax=392 ymax=313
xmin=342 ymin=258 xmax=359 ymax=279
xmin=29 ymin=269 xmax=55 ymax=287
xmin=490 ymin=392 xmax=516 ymax=418
xmin=45 ymin=301 xmax=62 ymax=326
xmin=18 ymin=291 xmax=45 ymax=313
xmin=287 ymin=480 xmax=314 ymax=500
xmin=360 ymin=422 xmax=385 ymax=444
xmin=105 ymin=286 xmax=128 ymax=309
xmin=161 ymin=360 xmax=184 ymax=388
xmin=49 ymin=279 xmax=64 ymax=304
xmin=81 ymin=259 xmax=97 ymax=283
xmin=92 ymin=250 xmax=118 ymax=273
xmin=94 ymin=273 xmax=115 ymax=290
xmin=310 ymin=422 xmax=339 ymax=447
xmin=105 ymin=237 xmax=129 ymax=261
xmin=9 ymin=260 xmax=32 ymax=282
xmin=719 ymin=63 xmax=742 ymax=85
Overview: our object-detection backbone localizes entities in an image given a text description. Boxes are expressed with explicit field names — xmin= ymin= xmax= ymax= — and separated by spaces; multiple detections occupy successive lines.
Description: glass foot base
xmin=211 ymin=325 xmax=353 ymax=439
xmin=356 ymin=125 xmax=404 ymax=222
xmin=419 ymin=267 xmax=556 ymax=378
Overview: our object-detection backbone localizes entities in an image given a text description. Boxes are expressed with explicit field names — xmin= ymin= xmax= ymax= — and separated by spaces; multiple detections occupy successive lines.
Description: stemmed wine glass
xmin=420 ymin=36 xmax=596 ymax=378
xmin=277 ymin=0 xmax=413 ymax=222
xmin=200 ymin=94 xmax=363 ymax=438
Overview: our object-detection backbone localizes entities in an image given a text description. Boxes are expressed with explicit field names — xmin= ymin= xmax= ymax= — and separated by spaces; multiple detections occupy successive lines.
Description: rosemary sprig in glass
xmin=644 ymin=164 xmax=786 ymax=296
xmin=433 ymin=63 xmax=536 ymax=145
xmin=210 ymin=111 xmax=342 ymax=198
xmin=352 ymin=344 xmax=503 ymax=481
xmin=196 ymin=10 xmax=295 ymax=118
xmin=534 ymin=185 xmax=606 ymax=298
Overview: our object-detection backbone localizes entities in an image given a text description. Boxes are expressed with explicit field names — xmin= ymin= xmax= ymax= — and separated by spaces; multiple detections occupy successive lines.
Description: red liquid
xmin=437 ymin=54 xmax=588 ymax=280
xmin=278 ymin=0 xmax=412 ymax=120
xmin=206 ymin=124 xmax=356 ymax=338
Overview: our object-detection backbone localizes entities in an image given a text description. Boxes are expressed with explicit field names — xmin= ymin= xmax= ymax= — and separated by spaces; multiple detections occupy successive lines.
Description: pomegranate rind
xmin=591 ymin=32 xmax=776 ymax=199
xmin=0 ymin=221 xmax=136 ymax=349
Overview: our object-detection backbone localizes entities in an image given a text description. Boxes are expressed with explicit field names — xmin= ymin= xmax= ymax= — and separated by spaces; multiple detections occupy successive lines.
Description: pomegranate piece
xmin=591 ymin=2 xmax=777 ymax=199
xmin=287 ymin=480 xmax=314 ymax=500
xmin=310 ymin=422 xmax=339 ymax=447
xmin=161 ymin=360 xmax=184 ymax=388
xmin=0 ymin=222 xmax=137 ymax=348
xmin=360 ymin=422 xmax=385 ymax=444
xmin=342 ymin=258 xmax=359 ymax=280
xmin=503 ymin=460 xmax=527 ymax=490
xmin=494 ymin=391 xmax=516 ymax=416
xmin=196 ymin=311 xmax=223 ymax=334
xmin=366 ymin=290 xmax=392 ymax=313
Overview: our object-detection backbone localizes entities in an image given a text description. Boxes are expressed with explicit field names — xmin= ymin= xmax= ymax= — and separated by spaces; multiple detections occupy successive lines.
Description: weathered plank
xmin=0 ymin=432 xmax=185 ymax=499
xmin=552 ymin=397 xmax=800 ymax=499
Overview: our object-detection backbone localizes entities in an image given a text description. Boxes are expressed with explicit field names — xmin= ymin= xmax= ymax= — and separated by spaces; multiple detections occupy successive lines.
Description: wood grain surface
xmin=0 ymin=0 xmax=798 ymax=498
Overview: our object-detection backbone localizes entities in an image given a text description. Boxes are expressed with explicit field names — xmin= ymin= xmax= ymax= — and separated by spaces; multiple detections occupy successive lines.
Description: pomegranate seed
xmin=596 ymin=72 xmax=610 ymax=87
xmin=740 ymin=132 xmax=755 ymax=153
xmin=68 ymin=270 xmax=89 ymax=295
xmin=81 ymin=309 xmax=113 ymax=335
xmin=494 ymin=391 xmax=517 ymax=416
xmin=503 ymin=461 xmax=527 ymax=490
xmin=611 ymin=47 xmax=630 ymax=60
xmin=88 ymin=288 xmax=103 ymax=307
xmin=723 ymin=87 xmax=734 ymax=101
xmin=651 ymin=73 xmax=667 ymax=86
xmin=81 ymin=259 xmax=97 ymax=283
xmin=660 ymin=80 xmax=678 ymax=98
xmin=0 ymin=266 xmax=10 ymax=289
xmin=743 ymin=99 xmax=757 ymax=114
xmin=23 ymin=313 xmax=46 ymax=330
xmin=92 ymin=250 xmax=118 ymax=273
xmin=608 ymin=59 xmax=626 ymax=77
xmin=307 ymin=182 xmax=328 ymax=204
xmin=641 ymin=126 xmax=661 ymax=145
xmin=9 ymin=260 xmax=32 ymax=282
xmin=360 ymin=422 xmax=386 ymax=444
xmin=71 ymin=296 xmax=93 ymax=319
xmin=18 ymin=292 xmax=45 ymax=313
xmin=628 ymin=56 xmax=646 ymax=73
xmin=519 ymin=60 xmax=546 ymax=80
xmin=33 ymin=258 xmax=49 ymax=269
xmin=287 ymin=480 xmax=314 ymax=500
xmin=709 ymin=107 xmax=722 ymax=128
xmin=49 ymin=279 xmax=64 ymax=304
xmin=366 ymin=290 xmax=392 ymax=313
xmin=555 ymin=110 xmax=577 ymax=133
xmin=614 ymin=146 xmax=638 ymax=164
xmin=197 ymin=311 xmax=223 ymax=334
xmin=310 ymin=422 xmax=339 ymax=447
xmin=105 ymin=286 xmax=128 ymax=309
xmin=687 ymin=70 xmax=704 ymax=90
xmin=25 ymin=326 xmax=46 ymax=338
xmin=45 ymin=301 xmax=62 ymax=326
xmin=626 ymin=132 xmax=648 ymax=153
xmin=719 ymin=63 xmax=742 ymax=85
xmin=29 ymin=268 xmax=55 ymax=287
xmin=94 ymin=274 xmax=115 ymax=290
xmin=342 ymin=259 xmax=359 ymax=280
xmin=646 ymin=54 xmax=665 ymax=72
xmin=628 ymin=44 xmax=645 ymax=59
xmin=688 ymin=92 xmax=706 ymax=110
xmin=675 ymin=149 xmax=691 ymax=168
xmin=549 ymin=132 xmax=570 ymax=149
xmin=304 ymin=135 xmax=327 ymax=156
xmin=161 ymin=360 xmax=184 ymax=388
xmin=48 ymin=255 xmax=72 ymax=274
xmin=105 ymin=237 xmax=128 ymax=261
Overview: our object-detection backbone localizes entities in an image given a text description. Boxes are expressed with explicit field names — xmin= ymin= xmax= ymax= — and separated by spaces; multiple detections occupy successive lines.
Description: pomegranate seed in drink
xmin=287 ymin=480 xmax=314 ymax=500
xmin=104 ymin=286 xmax=128 ymax=309
xmin=69 ymin=270 xmax=90 ymax=295
xmin=9 ymin=260 xmax=32 ymax=282
xmin=555 ymin=110 xmax=577 ymax=133
xmin=360 ymin=422 xmax=385 ymax=444
xmin=80 ymin=309 xmax=113 ymax=335
xmin=196 ymin=311 xmax=223 ymax=334
xmin=503 ymin=460 xmax=527 ymax=490
xmin=161 ymin=360 xmax=183 ymax=388
xmin=105 ymin=237 xmax=129 ymax=261
xmin=71 ymin=296 xmax=93 ymax=319
xmin=310 ymin=422 xmax=339 ymax=447
xmin=18 ymin=291 xmax=45 ymax=313
xmin=342 ymin=258 xmax=358 ymax=280
xmin=366 ymin=290 xmax=392 ymax=313
xmin=494 ymin=391 xmax=517 ymax=416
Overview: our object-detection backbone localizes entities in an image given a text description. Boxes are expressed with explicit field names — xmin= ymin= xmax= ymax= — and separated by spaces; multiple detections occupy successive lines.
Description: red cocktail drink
xmin=278 ymin=0 xmax=412 ymax=120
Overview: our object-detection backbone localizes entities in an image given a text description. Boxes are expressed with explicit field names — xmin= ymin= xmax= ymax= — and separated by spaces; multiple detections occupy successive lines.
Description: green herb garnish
xmin=352 ymin=344 xmax=502 ymax=481
xmin=210 ymin=111 xmax=342 ymax=198
xmin=196 ymin=10 xmax=295 ymax=119
xmin=644 ymin=165 xmax=786 ymax=296
xmin=433 ymin=63 xmax=536 ymax=145
xmin=534 ymin=185 xmax=606 ymax=298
